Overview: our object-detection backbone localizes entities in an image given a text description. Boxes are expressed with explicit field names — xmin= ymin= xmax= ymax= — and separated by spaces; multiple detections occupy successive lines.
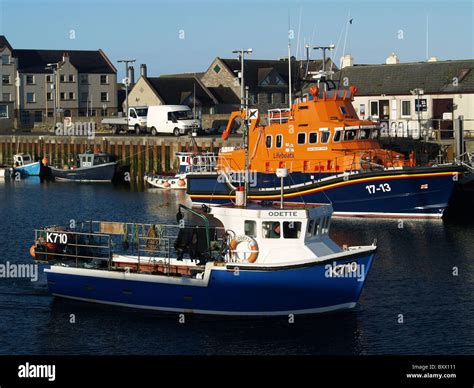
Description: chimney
xmin=340 ymin=54 xmax=354 ymax=68
xmin=140 ymin=64 xmax=147 ymax=78
xmin=385 ymin=52 xmax=399 ymax=65
xmin=427 ymin=56 xmax=438 ymax=62
xmin=127 ymin=65 xmax=135 ymax=85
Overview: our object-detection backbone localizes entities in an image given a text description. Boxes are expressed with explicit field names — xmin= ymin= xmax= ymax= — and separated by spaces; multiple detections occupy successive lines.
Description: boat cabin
xmin=13 ymin=153 xmax=33 ymax=167
xmin=207 ymin=204 xmax=341 ymax=265
xmin=176 ymin=152 xmax=217 ymax=174
xmin=77 ymin=152 xmax=113 ymax=168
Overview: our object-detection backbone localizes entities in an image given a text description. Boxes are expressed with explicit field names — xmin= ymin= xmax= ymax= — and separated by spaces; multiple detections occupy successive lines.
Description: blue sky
xmin=1 ymin=0 xmax=473 ymax=78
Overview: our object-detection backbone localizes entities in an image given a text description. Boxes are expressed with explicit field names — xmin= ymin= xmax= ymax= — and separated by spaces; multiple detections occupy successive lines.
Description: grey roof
xmin=207 ymin=87 xmax=240 ymax=104
xmin=12 ymin=49 xmax=116 ymax=74
xmin=219 ymin=58 xmax=332 ymax=92
xmin=160 ymin=72 xmax=205 ymax=79
xmin=146 ymin=76 xmax=217 ymax=106
xmin=0 ymin=35 xmax=13 ymax=51
xmin=335 ymin=60 xmax=474 ymax=95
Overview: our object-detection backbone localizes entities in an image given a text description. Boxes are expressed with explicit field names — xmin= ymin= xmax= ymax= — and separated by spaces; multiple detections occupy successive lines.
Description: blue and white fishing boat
xmin=13 ymin=154 xmax=41 ymax=176
xmin=31 ymin=198 xmax=376 ymax=316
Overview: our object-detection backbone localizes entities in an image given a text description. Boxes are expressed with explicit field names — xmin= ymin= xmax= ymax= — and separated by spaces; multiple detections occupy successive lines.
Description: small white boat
xmin=145 ymin=151 xmax=216 ymax=190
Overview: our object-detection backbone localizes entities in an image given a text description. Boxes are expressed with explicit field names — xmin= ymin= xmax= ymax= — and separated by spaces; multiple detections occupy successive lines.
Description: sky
xmin=0 ymin=0 xmax=473 ymax=79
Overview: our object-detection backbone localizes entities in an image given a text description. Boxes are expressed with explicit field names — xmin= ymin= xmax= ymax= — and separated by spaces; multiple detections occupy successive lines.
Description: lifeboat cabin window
xmin=343 ymin=129 xmax=357 ymax=141
xmin=309 ymin=132 xmax=318 ymax=144
xmin=276 ymin=134 xmax=283 ymax=148
xmin=263 ymin=221 xmax=281 ymax=239
xmin=333 ymin=129 xmax=342 ymax=142
xmin=320 ymin=128 xmax=330 ymax=143
xmin=340 ymin=106 xmax=348 ymax=115
xmin=297 ymin=133 xmax=306 ymax=144
xmin=265 ymin=135 xmax=272 ymax=148
xmin=283 ymin=221 xmax=301 ymax=239
xmin=245 ymin=220 xmax=257 ymax=238
xmin=359 ymin=128 xmax=371 ymax=140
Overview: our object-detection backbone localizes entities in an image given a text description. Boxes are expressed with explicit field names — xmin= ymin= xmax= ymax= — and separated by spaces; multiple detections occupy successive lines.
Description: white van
xmin=146 ymin=105 xmax=201 ymax=136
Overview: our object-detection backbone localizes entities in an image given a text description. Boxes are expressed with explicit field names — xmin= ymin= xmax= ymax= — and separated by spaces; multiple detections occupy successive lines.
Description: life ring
xmin=163 ymin=181 xmax=171 ymax=188
xmin=177 ymin=179 xmax=186 ymax=187
xmin=229 ymin=235 xmax=259 ymax=263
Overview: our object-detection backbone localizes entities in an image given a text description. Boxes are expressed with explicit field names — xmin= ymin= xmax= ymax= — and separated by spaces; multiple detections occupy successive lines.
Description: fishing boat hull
xmin=44 ymin=250 xmax=375 ymax=316
xmin=13 ymin=161 xmax=40 ymax=176
xmin=50 ymin=162 xmax=117 ymax=182
xmin=188 ymin=165 xmax=463 ymax=219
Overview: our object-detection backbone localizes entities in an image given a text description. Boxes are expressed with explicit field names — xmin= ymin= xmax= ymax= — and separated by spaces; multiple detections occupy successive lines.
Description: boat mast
xmin=288 ymin=40 xmax=292 ymax=111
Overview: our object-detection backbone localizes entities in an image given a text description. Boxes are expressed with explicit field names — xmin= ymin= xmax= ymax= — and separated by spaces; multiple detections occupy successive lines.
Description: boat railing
xmin=33 ymin=221 xmax=227 ymax=274
xmin=268 ymin=108 xmax=291 ymax=125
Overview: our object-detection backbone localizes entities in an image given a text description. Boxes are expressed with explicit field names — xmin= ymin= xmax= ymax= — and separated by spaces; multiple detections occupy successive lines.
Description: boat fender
xmin=229 ymin=235 xmax=259 ymax=263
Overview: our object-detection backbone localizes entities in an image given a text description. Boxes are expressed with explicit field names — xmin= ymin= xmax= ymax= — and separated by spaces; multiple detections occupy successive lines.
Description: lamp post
xmin=117 ymin=59 xmax=136 ymax=131
xmin=46 ymin=62 xmax=61 ymax=129
xmin=232 ymin=49 xmax=252 ymax=110
xmin=410 ymin=88 xmax=425 ymax=140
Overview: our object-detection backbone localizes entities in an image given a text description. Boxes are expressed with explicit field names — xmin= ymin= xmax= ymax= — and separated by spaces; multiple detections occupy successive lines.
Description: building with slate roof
xmin=326 ymin=53 xmax=474 ymax=139
xmin=0 ymin=35 xmax=117 ymax=129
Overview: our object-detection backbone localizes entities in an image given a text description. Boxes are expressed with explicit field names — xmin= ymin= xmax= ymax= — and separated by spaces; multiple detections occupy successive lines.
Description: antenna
xmin=341 ymin=11 xmax=351 ymax=62
xmin=288 ymin=10 xmax=292 ymax=111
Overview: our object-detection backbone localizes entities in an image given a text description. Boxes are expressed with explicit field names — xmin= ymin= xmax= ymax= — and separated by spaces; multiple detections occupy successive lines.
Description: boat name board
xmin=265 ymin=211 xmax=299 ymax=217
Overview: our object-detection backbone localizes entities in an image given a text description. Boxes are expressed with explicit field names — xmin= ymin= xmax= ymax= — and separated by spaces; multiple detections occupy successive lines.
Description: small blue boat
xmin=31 ymin=202 xmax=376 ymax=316
xmin=13 ymin=154 xmax=41 ymax=176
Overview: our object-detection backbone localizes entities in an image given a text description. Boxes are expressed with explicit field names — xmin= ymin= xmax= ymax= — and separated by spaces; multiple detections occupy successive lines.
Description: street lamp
xmin=118 ymin=59 xmax=136 ymax=131
xmin=312 ymin=44 xmax=335 ymax=73
xmin=46 ymin=62 xmax=61 ymax=128
xmin=410 ymin=88 xmax=425 ymax=140
xmin=232 ymin=49 xmax=252 ymax=110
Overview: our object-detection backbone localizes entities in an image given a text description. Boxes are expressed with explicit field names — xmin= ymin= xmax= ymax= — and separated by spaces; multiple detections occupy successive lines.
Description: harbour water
xmin=1 ymin=178 xmax=473 ymax=355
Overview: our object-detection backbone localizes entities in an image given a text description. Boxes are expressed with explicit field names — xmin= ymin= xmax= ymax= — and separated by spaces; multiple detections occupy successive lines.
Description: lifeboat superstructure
xmin=187 ymin=80 xmax=464 ymax=219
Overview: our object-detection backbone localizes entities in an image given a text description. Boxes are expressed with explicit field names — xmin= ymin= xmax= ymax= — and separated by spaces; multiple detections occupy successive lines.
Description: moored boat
xmin=50 ymin=151 xmax=117 ymax=182
xmin=12 ymin=154 xmax=41 ymax=176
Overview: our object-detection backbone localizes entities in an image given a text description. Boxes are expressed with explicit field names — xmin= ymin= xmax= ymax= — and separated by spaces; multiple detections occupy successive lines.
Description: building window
xmin=60 ymin=74 xmax=66 ymax=82
xmin=80 ymin=74 xmax=88 ymax=84
xmin=34 ymin=111 xmax=43 ymax=123
xmin=69 ymin=92 xmax=75 ymax=100
xmin=2 ymin=93 xmax=10 ymax=102
xmin=68 ymin=74 xmax=75 ymax=82
xmin=297 ymin=133 xmax=306 ymax=144
xmin=309 ymin=132 xmax=318 ymax=144
xmin=46 ymin=92 xmax=52 ymax=101
xmin=26 ymin=75 xmax=35 ymax=84
xmin=276 ymin=134 xmax=282 ymax=148
xmin=2 ymin=75 xmax=11 ymax=85
xmin=1 ymin=55 xmax=10 ymax=65
xmin=402 ymin=100 xmax=411 ymax=117
xmin=251 ymin=93 xmax=258 ymax=105
xmin=268 ymin=93 xmax=273 ymax=104
xmin=60 ymin=92 xmax=66 ymax=100
xmin=26 ymin=92 xmax=35 ymax=103
xmin=0 ymin=104 xmax=8 ymax=118
xmin=213 ymin=64 xmax=221 ymax=74
xmin=80 ymin=92 xmax=88 ymax=102
xmin=100 ymin=75 xmax=108 ymax=84
xmin=265 ymin=135 xmax=272 ymax=148
xmin=90 ymin=109 xmax=96 ymax=116
xmin=46 ymin=75 xmax=53 ymax=83
xmin=370 ymin=101 xmax=379 ymax=117
xmin=101 ymin=92 xmax=109 ymax=102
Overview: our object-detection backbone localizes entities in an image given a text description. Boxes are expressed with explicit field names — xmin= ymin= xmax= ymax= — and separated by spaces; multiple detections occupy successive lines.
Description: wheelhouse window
xmin=265 ymin=135 xmax=272 ymax=148
xmin=343 ymin=129 xmax=357 ymax=141
xmin=244 ymin=220 xmax=256 ymax=237
xmin=283 ymin=221 xmax=301 ymax=239
xmin=307 ymin=219 xmax=314 ymax=237
xmin=263 ymin=221 xmax=281 ymax=239
xmin=297 ymin=133 xmax=306 ymax=144
xmin=320 ymin=129 xmax=330 ymax=143
xmin=359 ymin=128 xmax=371 ymax=140
xmin=276 ymin=134 xmax=282 ymax=148
xmin=309 ymin=132 xmax=318 ymax=144
xmin=333 ymin=128 xmax=342 ymax=142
